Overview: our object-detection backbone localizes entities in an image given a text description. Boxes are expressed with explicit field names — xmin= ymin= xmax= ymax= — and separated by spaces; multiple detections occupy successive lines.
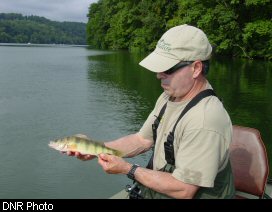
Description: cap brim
xmin=139 ymin=51 xmax=179 ymax=73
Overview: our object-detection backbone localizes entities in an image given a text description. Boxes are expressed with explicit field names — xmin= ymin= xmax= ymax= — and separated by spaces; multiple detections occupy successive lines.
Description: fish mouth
xmin=48 ymin=141 xmax=62 ymax=151
xmin=48 ymin=141 xmax=54 ymax=147
xmin=48 ymin=141 xmax=69 ymax=152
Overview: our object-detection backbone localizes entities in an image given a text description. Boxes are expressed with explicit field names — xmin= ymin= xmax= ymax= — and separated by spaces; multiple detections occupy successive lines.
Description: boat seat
xmin=230 ymin=125 xmax=269 ymax=199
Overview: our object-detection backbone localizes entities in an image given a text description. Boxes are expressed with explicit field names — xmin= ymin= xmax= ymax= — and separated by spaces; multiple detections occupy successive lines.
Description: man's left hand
xmin=98 ymin=153 xmax=131 ymax=175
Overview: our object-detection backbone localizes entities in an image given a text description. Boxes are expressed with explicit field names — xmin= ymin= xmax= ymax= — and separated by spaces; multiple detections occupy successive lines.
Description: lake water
xmin=0 ymin=45 xmax=271 ymax=198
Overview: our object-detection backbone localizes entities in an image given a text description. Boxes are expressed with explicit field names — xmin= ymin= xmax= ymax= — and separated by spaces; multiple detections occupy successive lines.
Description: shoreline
xmin=0 ymin=43 xmax=88 ymax=48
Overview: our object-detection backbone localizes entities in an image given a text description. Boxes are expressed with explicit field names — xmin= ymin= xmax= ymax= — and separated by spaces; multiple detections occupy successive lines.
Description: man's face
xmin=156 ymin=63 xmax=196 ymax=101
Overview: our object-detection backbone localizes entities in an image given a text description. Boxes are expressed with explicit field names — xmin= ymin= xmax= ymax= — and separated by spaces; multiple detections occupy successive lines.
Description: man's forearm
xmin=133 ymin=167 xmax=199 ymax=199
xmin=104 ymin=133 xmax=153 ymax=157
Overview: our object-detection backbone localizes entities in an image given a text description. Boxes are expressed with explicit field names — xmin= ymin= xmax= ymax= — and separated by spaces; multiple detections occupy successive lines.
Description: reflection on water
xmin=209 ymin=57 xmax=272 ymax=151
xmin=0 ymin=46 xmax=271 ymax=199
xmin=87 ymin=51 xmax=161 ymax=128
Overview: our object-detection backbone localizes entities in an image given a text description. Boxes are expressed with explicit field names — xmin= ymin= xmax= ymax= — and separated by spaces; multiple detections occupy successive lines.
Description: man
xmin=68 ymin=24 xmax=235 ymax=199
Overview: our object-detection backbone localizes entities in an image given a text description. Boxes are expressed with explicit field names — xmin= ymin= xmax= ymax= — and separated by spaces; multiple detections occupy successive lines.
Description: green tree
xmin=86 ymin=0 xmax=271 ymax=59
xmin=0 ymin=13 xmax=87 ymax=45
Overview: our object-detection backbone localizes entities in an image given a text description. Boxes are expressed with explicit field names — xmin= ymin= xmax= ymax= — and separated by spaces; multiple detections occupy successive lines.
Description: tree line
xmin=0 ymin=13 xmax=86 ymax=45
xmin=86 ymin=0 xmax=271 ymax=60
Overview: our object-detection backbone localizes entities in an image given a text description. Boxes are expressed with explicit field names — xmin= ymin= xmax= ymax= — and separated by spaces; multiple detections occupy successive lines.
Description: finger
xmin=80 ymin=155 xmax=91 ymax=161
xmin=77 ymin=156 xmax=87 ymax=161
xmin=98 ymin=155 xmax=108 ymax=167
xmin=98 ymin=153 xmax=109 ymax=161
xmin=84 ymin=155 xmax=95 ymax=160
xmin=75 ymin=153 xmax=95 ymax=161
xmin=74 ymin=152 xmax=81 ymax=157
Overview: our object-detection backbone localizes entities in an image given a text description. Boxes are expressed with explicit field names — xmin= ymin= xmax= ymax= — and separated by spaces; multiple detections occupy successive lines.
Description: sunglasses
xmin=163 ymin=61 xmax=194 ymax=75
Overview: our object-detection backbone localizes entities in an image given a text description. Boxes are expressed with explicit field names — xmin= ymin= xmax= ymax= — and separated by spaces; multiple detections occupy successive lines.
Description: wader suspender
xmin=146 ymin=102 xmax=167 ymax=169
xmin=148 ymin=89 xmax=217 ymax=168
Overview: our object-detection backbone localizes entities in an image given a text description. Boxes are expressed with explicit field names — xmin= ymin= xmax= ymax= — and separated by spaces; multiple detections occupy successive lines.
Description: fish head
xmin=48 ymin=137 xmax=71 ymax=152
xmin=49 ymin=136 xmax=79 ymax=152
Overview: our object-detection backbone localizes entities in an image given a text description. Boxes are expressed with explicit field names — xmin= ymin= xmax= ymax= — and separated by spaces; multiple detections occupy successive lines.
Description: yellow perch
xmin=48 ymin=136 xmax=124 ymax=157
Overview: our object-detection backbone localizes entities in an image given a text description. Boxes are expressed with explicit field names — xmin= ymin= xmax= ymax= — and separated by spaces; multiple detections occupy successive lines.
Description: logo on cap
xmin=157 ymin=39 xmax=171 ymax=52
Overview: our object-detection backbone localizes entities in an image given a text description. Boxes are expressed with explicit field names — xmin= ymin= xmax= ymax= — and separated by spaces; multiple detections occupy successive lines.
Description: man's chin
xmin=161 ymin=83 xmax=169 ymax=90
xmin=161 ymin=84 xmax=173 ymax=95
xmin=163 ymin=89 xmax=171 ymax=96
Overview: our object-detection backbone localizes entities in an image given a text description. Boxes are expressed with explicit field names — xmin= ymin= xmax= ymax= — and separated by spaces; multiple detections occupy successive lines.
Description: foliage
xmin=243 ymin=20 xmax=272 ymax=60
xmin=86 ymin=0 xmax=271 ymax=59
xmin=0 ymin=13 xmax=86 ymax=45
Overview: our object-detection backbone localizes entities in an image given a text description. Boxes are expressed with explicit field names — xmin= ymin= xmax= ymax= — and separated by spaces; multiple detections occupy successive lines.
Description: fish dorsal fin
xmin=74 ymin=134 xmax=91 ymax=140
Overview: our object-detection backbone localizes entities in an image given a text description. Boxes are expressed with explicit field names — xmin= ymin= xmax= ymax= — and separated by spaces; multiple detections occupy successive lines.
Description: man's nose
xmin=157 ymin=72 xmax=167 ymax=79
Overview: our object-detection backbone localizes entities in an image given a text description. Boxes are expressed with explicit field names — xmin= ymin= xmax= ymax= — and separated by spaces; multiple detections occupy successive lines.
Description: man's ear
xmin=192 ymin=61 xmax=203 ymax=78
